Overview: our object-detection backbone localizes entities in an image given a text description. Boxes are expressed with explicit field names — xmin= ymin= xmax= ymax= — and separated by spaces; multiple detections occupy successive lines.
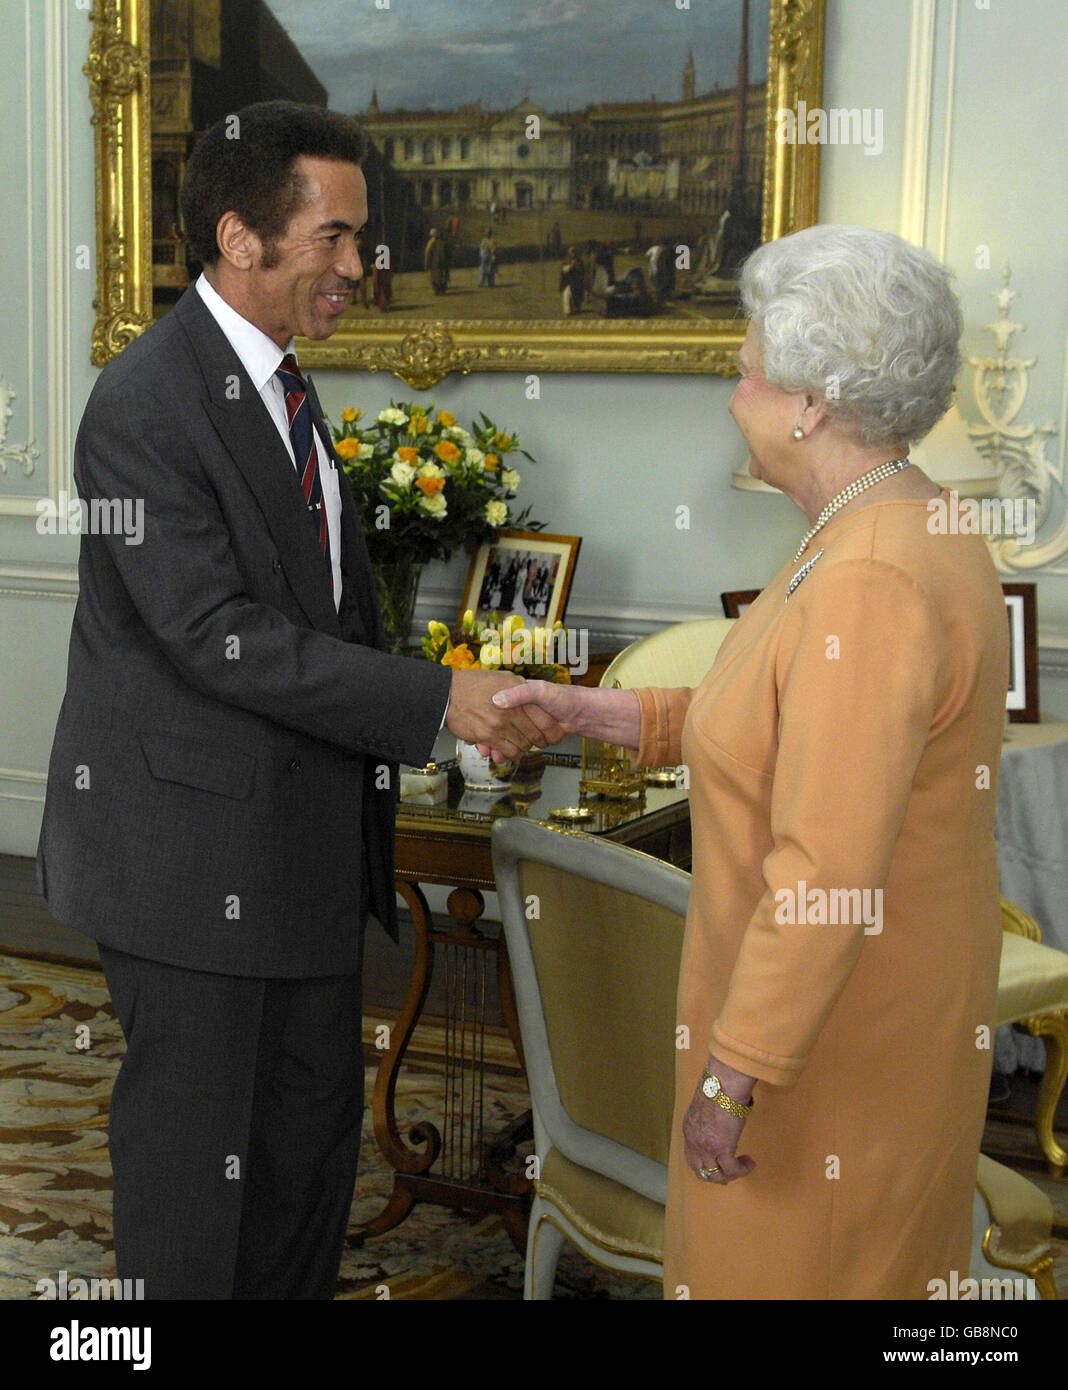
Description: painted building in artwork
xmin=361 ymin=52 xmax=765 ymax=223
xmin=361 ymin=100 xmax=573 ymax=214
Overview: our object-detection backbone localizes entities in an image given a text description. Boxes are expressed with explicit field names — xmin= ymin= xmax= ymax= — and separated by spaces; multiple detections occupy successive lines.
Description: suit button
xmin=288 ymin=758 xmax=302 ymax=773
xmin=272 ymin=559 xmax=281 ymax=573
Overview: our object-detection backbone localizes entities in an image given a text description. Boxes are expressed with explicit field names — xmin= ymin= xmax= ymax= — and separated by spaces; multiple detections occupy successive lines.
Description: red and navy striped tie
xmin=275 ymin=353 xmax=330 ymax=565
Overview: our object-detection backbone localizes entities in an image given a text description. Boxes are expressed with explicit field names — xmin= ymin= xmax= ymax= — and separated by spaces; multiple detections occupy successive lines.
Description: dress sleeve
xmin=709 ymin=559 xmax=946 ymax=1085
xmin=630 ymin=687 xmax=694 ymax=768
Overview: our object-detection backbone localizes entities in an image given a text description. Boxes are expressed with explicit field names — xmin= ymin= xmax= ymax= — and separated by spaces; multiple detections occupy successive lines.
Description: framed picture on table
xmin=1003 ymin=583 xmax=1039 ymax=723
xmin=460 ymin=530 xmax=581 ymax=631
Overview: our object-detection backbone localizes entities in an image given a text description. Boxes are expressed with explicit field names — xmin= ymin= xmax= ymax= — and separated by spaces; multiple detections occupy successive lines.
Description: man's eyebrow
xmin=316 ymin=218 xmax=361 ymax=233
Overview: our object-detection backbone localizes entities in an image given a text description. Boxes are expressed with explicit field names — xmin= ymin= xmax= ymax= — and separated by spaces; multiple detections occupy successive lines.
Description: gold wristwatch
xmin=701 ymin=1067 xmax=754 ymax=1119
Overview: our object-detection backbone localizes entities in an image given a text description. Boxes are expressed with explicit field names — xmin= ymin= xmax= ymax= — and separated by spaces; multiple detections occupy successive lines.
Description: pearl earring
xmin=793 ymin=426 xmax=804 ymax=440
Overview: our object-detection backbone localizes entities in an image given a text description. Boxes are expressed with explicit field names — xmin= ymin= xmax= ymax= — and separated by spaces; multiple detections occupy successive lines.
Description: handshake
xmin=443 ymin=669 xmax=642 ymax=764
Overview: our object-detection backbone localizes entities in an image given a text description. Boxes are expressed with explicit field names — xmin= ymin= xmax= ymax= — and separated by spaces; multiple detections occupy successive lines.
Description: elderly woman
xmin=495 ymin=224 xmax=1008 ymax=1299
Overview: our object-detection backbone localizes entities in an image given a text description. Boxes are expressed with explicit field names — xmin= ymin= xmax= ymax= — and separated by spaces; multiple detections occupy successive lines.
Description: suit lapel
xmin=173 ymin=290 xmax=340 ymax=637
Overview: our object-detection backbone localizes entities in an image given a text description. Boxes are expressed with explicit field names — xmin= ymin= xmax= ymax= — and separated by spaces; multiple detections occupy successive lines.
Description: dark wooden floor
xmin=0 ymin=852 xmax=502 ymax=1024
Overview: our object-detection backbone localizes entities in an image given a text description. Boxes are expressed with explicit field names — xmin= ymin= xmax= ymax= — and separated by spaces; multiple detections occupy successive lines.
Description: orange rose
xmin=416 ymin=475 xmax=445 ymax=496
xmin=334 ymin=437 xmax=361 ymax=460
xmin=396 ymin=446 xmax=419 ymax=463
xmin=436 ymin=410 xmax=457 ymax=427
xmin=442 ymin=643 xmax=479 ymax=669
xmin=495 ymin=432 xmax=512 ymax=449
xmin=484 ymin=453 xmax=500 ymax=471
xmin=434 ymin=440 xmax=462 ymax=464
xmin=409 ymin=414 xmax=428 ymax=436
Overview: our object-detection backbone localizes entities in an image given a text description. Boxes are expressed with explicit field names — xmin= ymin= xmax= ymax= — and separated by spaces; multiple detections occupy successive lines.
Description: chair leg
xmin=525 ymin=1195 xmax=565 ymax=1300
xmin=1021 ymin=1011 xmax=1068 ymax=1171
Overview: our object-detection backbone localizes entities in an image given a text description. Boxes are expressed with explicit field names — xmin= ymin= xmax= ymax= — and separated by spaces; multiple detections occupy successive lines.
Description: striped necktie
xmin=275 ymin=353 xmax=330 ymax=564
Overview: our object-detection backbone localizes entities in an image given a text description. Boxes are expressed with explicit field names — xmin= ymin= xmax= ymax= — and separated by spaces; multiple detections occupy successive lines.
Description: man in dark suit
xmin=36 ymin=102 xmax=558 ymax=1299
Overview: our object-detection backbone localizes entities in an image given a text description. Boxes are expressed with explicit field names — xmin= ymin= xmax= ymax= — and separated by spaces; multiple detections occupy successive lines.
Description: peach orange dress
xmin=633 ymin=491 xmax=1009 ymax=1299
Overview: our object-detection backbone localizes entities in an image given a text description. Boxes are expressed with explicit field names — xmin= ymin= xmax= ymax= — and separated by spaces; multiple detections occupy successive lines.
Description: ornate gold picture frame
xmin=87 ymin=0 xmax=825 ymax=385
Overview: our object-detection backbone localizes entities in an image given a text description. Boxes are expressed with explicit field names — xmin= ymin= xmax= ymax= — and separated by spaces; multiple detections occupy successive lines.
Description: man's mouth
xmin=319 ymin=289 xmax=351 ymax=313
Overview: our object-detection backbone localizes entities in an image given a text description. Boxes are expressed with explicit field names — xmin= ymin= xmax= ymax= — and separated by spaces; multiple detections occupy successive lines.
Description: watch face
xmin=702 ymin=1074 xmax=721 ymax=1101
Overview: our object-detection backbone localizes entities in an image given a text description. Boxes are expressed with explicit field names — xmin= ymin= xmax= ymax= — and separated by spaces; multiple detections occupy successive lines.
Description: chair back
xmin=600 ymin=617 xmax=736 ymax=689
xmin=492 ymin=817 xmax=691 ymax=1205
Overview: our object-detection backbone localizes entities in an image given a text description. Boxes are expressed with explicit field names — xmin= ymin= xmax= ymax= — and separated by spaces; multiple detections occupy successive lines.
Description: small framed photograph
xmin=460 ymin=530 xmax=581 ymax=630
xmin=1003 ymin=583 xmax=1039 ymax=723
xmin=721 ymin=589 xmax=762 ymax=619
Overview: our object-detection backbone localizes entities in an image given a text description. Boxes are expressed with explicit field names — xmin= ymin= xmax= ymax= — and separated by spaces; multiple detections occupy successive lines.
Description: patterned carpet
xmin=0 ymin=950 xmax=653 ymax=1301
xmin=1 ymin=949 xmax=1063 ymax=1300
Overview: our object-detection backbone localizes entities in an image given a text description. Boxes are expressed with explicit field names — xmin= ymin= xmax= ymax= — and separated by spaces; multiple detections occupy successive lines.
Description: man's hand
xmin=682 ymin=1055 xmax=757 ymax=1187
xmin=446 ymin=670 xmax=566 ymax=763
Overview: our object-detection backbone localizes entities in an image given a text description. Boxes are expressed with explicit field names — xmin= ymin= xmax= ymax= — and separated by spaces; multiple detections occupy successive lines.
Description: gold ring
xmin=699 ymin=1165 xmax=720 ymax=1181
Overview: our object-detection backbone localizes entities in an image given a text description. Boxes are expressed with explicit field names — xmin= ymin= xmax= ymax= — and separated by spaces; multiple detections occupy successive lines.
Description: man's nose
xmin=337 ymin=238 xmax=363 ymax=283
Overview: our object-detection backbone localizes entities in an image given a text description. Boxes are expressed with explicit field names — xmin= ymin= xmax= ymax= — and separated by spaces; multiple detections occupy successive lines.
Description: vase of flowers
xmin=328 ymin=402 xmax=539 ymax=653
xmin=423 ymin=609 xmax=573 ymax=791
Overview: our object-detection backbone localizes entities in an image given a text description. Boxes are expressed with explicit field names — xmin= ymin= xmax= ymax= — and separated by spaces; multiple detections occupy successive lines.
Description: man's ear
xmin=215 ymin=211 xmax=260 ymax=271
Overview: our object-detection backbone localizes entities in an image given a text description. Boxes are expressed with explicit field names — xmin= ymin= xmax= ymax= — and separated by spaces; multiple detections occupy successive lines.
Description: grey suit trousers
xmin=99 ymin=942 xmax=365 ymax=1300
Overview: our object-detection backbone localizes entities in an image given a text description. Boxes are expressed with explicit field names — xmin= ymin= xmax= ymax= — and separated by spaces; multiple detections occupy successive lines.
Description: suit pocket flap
xmin=138 ymin=730 xmax=255 ymax=800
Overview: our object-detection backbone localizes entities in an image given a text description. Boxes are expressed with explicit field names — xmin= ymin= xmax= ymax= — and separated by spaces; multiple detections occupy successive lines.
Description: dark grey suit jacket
xmin=36 ymin=286 xmax=451 ymax=976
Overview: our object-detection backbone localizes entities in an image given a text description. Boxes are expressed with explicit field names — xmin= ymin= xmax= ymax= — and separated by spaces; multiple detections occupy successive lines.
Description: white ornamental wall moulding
xmin=965 ymin=268 xmax=1065 ymax=574
xmin=0 ymin=377 xmax=39 ymax=478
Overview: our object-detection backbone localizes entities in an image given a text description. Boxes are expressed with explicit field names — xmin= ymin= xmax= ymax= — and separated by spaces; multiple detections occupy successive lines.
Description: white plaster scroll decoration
xmin=0 ymin=376 xmax=40 ymax=477
xmin=966 ymin=269 xmax=1065 ymax=573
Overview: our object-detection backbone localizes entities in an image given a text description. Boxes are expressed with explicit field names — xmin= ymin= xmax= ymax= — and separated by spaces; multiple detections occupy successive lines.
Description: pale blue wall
xmin=1 ymin=0 xmax=1066 ymax=856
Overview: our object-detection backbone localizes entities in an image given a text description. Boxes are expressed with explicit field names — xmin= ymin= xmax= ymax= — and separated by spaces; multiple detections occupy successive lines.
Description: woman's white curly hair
xmin=739 ymin=225 xmax=963 ymax=448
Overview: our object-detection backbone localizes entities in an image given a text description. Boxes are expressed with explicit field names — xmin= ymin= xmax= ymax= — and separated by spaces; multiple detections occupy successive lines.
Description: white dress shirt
xmin=195 ymin=273 xmax=342 ymax=610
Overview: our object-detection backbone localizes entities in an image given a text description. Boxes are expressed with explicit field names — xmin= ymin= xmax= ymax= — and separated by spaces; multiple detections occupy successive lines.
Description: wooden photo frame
xmin=460 ymin=530 xmax=581 ymax=631
xmin=88 ymin=0 xmax=826 ymax=382
xmin=721 ymin=588 xmax=761 ymax=618
xmin=1003 ymin=583 xmax=1039 ymax=723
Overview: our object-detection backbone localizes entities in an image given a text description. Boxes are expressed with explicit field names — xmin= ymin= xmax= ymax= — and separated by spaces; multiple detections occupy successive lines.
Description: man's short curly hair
xmin=180 ymin=101 xmax=366 ymax=268
xmin=739 ymin=225 xmax=963 ymax=448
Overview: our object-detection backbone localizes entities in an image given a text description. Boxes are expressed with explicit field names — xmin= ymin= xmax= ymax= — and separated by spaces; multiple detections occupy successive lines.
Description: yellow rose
xmin=434 ymin=440 xmax=462 ymax=465
xmin=436 ymin=410 xmax=457 ymax=427
xmin=334 ymin=437 xmax=361 ymax=460
xmin=484 ymin=453 xmax=500 ymax=471
xmin=495 ymin=432 xmax=512 ymax=450
xmin=341 ymin=406 xmax=357 ymax=423
xmin=408 ymin=414 xmax=428 ymax=436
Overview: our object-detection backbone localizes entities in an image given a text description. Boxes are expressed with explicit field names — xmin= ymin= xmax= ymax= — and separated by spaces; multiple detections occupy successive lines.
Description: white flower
xmin=417 ymin=461 xmax=446 ymax=479
xmin=377 ymin=407 xmax=409 ymax=426
xmin=445 ymin=426 xmax=473 ymax=446
xmin=501 ymin=468 xmax=520 ymax=490
xmin=420 ymin=492 xmax=447 ymax=518
xmin=358 ymin=443 xmax=374 ymax=461
xmin=464 ymin=448 xmax=486 ymax=471
xmin=485 ymin=500 xmax=509 ymax=526
xmin=390 ymin=460 xmax=416 ymax=486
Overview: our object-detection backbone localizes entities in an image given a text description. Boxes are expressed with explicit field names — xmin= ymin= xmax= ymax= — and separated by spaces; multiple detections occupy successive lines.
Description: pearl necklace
xmin=793 ymin=457 xmax=911 ymax=563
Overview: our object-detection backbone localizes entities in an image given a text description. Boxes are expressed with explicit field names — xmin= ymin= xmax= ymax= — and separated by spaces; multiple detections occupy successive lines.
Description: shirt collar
xmin=195 ymin=273 xmax=296 ymax=392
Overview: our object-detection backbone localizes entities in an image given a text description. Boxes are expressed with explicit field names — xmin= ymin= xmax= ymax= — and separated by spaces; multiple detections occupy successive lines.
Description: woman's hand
xmin=682 ymin=1055 xmax=757 ymax=1186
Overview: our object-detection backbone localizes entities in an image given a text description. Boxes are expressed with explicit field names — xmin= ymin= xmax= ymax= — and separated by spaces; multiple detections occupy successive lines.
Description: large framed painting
xmin=87 ymin=0 xmax=825 ymax=385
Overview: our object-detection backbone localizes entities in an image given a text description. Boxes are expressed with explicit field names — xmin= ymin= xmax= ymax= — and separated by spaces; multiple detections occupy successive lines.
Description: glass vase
xmin=374 ymin=560 xmax=424 ymax=654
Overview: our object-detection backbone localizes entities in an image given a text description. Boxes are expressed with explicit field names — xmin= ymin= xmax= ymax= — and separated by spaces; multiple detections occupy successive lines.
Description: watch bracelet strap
xmin=702 ymin=1066 xmax=754 ymax=1117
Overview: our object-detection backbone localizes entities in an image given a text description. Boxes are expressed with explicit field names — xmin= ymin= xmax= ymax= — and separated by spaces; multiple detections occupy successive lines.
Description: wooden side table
xmin=352 ymin=739 xmax=690 ymax=1251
